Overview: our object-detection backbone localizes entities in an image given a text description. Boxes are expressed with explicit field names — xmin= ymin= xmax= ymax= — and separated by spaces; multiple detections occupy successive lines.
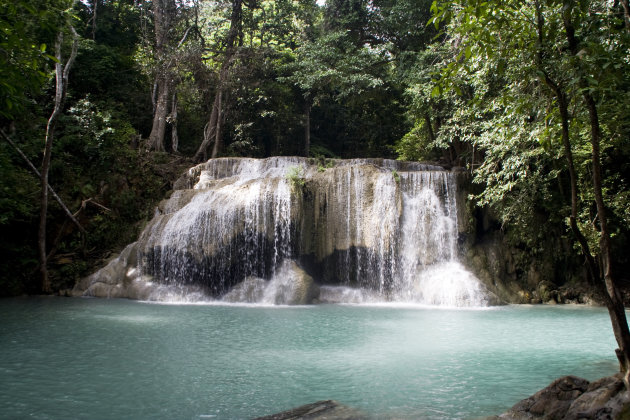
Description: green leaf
xmin=430 ymin=1 xmax=438 ymax=15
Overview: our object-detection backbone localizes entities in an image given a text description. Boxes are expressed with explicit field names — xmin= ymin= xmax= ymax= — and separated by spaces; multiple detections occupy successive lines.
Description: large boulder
xmin=222 ymin=260 xmax=320 ymax=305
xmin=221 ymin=276 xmax=268 ymax=303
xmin=492 ymin=375 xmax=630 ymax=420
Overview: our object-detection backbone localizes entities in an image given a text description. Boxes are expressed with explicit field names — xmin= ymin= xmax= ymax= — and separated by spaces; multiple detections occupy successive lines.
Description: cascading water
xmin=76 ymin=157 xmax=493 ymax=307
xmin=308 ymin=165 xmax=489 ymax=306
xmin=393 ymin=171 xmax=487 ymax=306
xmin=138 ymin=158 xmax=296 ymax=296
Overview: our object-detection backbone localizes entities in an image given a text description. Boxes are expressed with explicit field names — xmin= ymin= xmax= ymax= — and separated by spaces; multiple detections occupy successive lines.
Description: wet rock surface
xmin=491 ymin=375 xmax=630 ymax=420
xmin=252 ymin=400 xmax=367 ymax=420
xmin=222 ymin=260 xmax=320 ymax=304
xmin=459 ymin=198 xmax=608 ymax=305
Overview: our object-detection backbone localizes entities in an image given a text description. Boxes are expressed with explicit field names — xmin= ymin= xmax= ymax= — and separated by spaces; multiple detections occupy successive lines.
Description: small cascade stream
xmin=77 ymin=157 xmax=493 ymax=307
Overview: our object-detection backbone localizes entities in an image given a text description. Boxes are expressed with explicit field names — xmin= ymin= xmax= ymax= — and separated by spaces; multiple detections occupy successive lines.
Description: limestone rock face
xmin=458 ymin=194 xmax=605 ymax=305
xmin=75 ymin=157 xmax=490 ymax=306
xmin=494 ymin=375 xmax=630 ymax=420
xmin=72 ymin=242 xmax=139 ymax=298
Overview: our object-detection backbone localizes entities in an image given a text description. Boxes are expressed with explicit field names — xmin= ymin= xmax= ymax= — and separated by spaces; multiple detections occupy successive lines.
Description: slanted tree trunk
xmin=583 ymin=89 xmax=630 ymax=380
xmin=171 ymin=92 xmax=179 ymax=153
xmin=553 ymin=84 xmax=599 ymax=282
xmin=194 ymin=0 xmax=242 ymax=161
xmin=562 ymin=1 xmax=630 ymax=385
xmin=541 ymin=69 xmax=600 ymax=283
xmin=1 ymin=129 xmax=85 ymax=235
xmin=39 ymin=28 xmax=78 ymax=293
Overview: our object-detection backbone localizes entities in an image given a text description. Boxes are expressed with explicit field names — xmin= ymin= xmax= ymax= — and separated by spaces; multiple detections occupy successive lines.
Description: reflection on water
xmin=0 ymin=297 xmax=619 ymax=420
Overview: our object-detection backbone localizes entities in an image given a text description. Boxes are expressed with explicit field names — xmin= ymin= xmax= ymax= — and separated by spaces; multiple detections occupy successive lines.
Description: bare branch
xmin=0 ymin=128 xmax=86 ymax=234
xmin=177 ymin=26 xmax=193 ymax=49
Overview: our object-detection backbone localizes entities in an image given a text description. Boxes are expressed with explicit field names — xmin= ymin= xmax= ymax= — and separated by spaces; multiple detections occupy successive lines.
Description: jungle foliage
xmin=0 ymin=0 xmax=628 ymax=304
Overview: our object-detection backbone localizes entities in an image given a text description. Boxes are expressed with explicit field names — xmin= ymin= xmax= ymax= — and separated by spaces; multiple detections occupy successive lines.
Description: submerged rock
xmin=252 ymin=400 xmax=367 ymax=420
xmin=492 ymin=374 xmax=630 ymax=420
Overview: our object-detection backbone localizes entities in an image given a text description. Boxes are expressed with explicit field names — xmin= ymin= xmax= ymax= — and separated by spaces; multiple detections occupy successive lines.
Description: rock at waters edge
xmin=491 ymin=374 xmax=630 ymax=420
xmin=222 ymin=260 xmax=320 ymax=304
xmin=71 ymin=242 xmax=139 ymax=298
xmin=221 ymin=276 xmax=268 ymax=303
xmin=252 ymin=400 xmax=367 ymax=420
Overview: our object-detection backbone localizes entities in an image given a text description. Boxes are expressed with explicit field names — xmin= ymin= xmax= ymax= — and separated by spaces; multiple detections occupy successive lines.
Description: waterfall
xmin=76 ymin=157 xmax=493 ymax=307
xmin=139 ymin=162 xmax=296 ymax=295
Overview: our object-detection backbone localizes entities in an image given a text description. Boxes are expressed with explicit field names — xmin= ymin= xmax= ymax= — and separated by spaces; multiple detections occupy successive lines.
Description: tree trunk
xmin=424 ymin=112 xmax=435 ymax=144
xmin=211 ymin=90 xmax=223 ymax=158
xmin=304 ymin=99 xmax=311 ymax=157
xmin=195 ymin=94 xmax=220 ymax=161
xmin=1 ymin=128 xmax=85 ymax=235
xmin=544 ymin=76 xmax=599 ymax=283
xmin=91 ymin=0 xmax=98 ymax=40
xmin=152 ymin=79 xmax=158 ymax=114
xmin=558 ymin=91 xmax=599 ymax=282
xmin=147 ymin=0 xmax=174 ymax=152
xmin=171 ymin=92 xmax=179 ymax=153
xmin=534 ymin=0 xmax=599 ymax=283
xmin=620 ymin=0 xmax=630 ymax=30
xmin=39 ymin=29 xmax=78 ymax=293
xmin=584 ymin=89 xmax=630 ymax=380
xmin=147 ymin=75 xmax=170 ymax=152
xmin=562 ymin=1 xmax=630 ymax=385
xmin=194 ymin=0 xmax=242 ymax=161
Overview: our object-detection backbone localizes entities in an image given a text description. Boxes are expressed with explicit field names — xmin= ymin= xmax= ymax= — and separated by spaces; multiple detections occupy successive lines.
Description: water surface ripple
xmin=0 ymin=298 xmax=618 ymax=419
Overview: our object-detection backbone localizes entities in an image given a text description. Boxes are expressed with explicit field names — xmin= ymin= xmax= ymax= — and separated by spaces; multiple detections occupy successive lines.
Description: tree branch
xmin=177 ymin=26 xmax=193 ymax=48
xmin=0 ymin=128 xmax=86 ymax=234
xmin=39 ymin=26 xmax=80 ymax=292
